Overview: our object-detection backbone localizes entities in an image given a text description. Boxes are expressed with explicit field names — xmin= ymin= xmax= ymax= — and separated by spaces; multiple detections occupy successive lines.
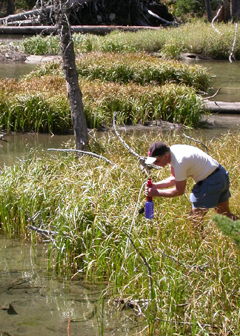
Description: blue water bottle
xmin=145 ymin=178 xmax=154 ymax=219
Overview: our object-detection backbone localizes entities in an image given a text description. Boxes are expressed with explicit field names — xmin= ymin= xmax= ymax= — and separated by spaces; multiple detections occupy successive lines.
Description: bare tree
xmin=54 ymin=0 xmax=88 ymax=150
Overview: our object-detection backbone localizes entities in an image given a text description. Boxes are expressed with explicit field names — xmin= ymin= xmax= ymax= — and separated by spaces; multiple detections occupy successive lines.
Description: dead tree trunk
xmin=54 ymin=0 xmax=88 ymax=150
xmin=205 ymin=0 xmax=212 ymax=22
xmin=7 ymin=0 xmax=15 ymax=15
xmin=231 ymin=0 xmax=240 ymax=21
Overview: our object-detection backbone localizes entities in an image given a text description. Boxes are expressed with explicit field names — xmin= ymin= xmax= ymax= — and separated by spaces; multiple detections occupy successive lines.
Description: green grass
xmin=0 ymin=131 xmax=240 ymax=334
xmin=19 ymin=21 xmax=240 ymax=60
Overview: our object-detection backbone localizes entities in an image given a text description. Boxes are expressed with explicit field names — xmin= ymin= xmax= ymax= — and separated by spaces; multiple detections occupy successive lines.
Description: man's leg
xmin=215 ymin=200 xmax=239 ymax=221
xmin=190 ymin=208 xmax=208 ymax=231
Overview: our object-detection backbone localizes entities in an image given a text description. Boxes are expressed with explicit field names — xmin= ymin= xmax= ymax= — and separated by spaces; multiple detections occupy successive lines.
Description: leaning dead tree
xmin=54 ymin=0 xmax=88 ymax=150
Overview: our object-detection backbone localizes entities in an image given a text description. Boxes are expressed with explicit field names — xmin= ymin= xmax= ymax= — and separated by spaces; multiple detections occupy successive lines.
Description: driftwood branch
xmin=113 ymin=112 xmax=161 ymax=173
xmin=0 ymin=6 xmax=52 ymax=24
xmin=229 ymin=22 xmax=238 ymax=63
xmin=147 ymin=9 xmax=177 ymax=26
xmin=182 ymin=133 xmax=209 ymax=154
xmin=211 ymin=4 xmax=223 ymax=35
xmin=47 ymin=148 xmax=113 ymax=164
xmin=203 ymin=88 xmax=221 ymax=100
xmin=211 ymin=4 xmax=238 ymax=63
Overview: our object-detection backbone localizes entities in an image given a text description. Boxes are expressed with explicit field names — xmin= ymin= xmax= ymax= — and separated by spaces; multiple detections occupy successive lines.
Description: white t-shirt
xmin=170 ymin=144 xmax=219 ymax=183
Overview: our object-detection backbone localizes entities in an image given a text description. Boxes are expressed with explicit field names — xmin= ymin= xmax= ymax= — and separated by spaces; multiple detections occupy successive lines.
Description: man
xmin=145 ymin=142 xmax=238 ymax=221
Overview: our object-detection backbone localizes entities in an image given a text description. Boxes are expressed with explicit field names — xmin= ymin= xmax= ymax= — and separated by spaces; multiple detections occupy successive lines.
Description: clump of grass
xmin=0 ymin=90 xmax=71 ymax=133
xmin=0 ymin=75 xmax=205 ymax=131
xmin=22 ymin=35 xmax=61 ymax=55
xmin=0 ymin=131 xmax=240 ymax=334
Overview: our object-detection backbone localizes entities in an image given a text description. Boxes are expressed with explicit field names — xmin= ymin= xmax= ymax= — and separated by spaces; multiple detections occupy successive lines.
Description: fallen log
xmin=0 ymin=24 xmax=162 ymax=35
xmin=4 ymin=19 xmax=41 ymax=26
xmin=0 ymin=1 xmax=91 ymax=24
xmin=204 ymin=100 xmax=240 ymax=113
xmin=0 ymin=7 xmax=52 ymax=24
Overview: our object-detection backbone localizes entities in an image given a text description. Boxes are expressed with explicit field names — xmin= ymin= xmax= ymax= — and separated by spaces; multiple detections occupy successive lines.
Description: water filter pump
xmin=145 ymin=178 xmax=154 ymax=219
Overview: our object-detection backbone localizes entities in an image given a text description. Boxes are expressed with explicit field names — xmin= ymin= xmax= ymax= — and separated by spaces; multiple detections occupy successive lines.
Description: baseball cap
xmin=145 ymin=142 xmax=169 ymax=165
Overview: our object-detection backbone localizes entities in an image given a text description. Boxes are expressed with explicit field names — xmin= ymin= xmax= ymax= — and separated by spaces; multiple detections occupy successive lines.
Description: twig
xmin=67 ymin=318 xmax=71 ymax=336
xmin=47 ymin=148 xmax=113 ymax=164
xmin=182 ymin=134 xmax=209 ymax=154
xmin=158 ymin=248 xmax=208 ymax=273
xmin=155 ymin=317 xmax=218 ymax=329
xmin=113 ymin=112 xmax=142 ymax=160
xmin=123 ymin=230 xmax=153 ymax=297
xmin=113 ymin=111 xmax=161 ymax=172
xmin=211 ymin=5 xmax=223 ymax=35
xmin=229 ymin=22 xmax=238 ymax=63
xmin=28 ymin=224 xmax=58 ymax=236
xmin=203 ymin=88 xmax=221 ymax=100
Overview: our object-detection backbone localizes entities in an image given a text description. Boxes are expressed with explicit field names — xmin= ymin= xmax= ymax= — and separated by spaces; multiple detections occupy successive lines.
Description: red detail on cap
xmin=148 ymin=150 xmax=151 ymax=156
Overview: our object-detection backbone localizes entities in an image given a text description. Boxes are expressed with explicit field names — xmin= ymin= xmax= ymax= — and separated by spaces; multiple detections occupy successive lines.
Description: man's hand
xmin=145 ymin=179 xmax=186 ymax=198
xmin=145 ymin=185 xmax=159 ymax=197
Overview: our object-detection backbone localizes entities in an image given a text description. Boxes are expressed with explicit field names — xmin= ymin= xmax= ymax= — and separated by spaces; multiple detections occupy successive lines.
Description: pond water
xmin=0 ymin=235 xmax=145 ymax=336
xmin=0 ymin=62 xmax=36 ymax=79
xmin=187 ymin=59 xmax=240 ymax=102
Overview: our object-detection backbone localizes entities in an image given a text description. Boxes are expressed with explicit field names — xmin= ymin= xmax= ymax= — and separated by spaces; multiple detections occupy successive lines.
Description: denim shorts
xmin=190 ymin=165 xmax=231 ymax=209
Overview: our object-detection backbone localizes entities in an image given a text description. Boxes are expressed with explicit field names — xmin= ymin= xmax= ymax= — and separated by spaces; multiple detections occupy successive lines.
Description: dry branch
xmin=47 ymin=148 xmax=113 ymax=164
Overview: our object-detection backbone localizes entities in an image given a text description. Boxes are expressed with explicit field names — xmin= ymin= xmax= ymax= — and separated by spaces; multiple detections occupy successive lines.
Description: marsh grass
xmin=0 ymin=52 xmax=209 ymax=132
xmin=29 ymin=52 xmax=210 ymax=91
xmin=0 ymin=131 xmax=240 ymax=334
xmin=20 ymin=21 xmax=240 ymax=60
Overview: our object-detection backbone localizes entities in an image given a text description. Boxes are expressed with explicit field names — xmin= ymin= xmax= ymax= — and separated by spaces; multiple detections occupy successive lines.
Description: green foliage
xmin=15 ymin=0 xmax=36 ymax=11
xmin=213 ymin=215 xmax=240 ymax=247
xmin=173 ymin=0 xmax=221 ymax=21
xmin=0 ymin=90 xmax=72 ymax=133
xmin=20 ymin=21 xmax=240 ymax=60
xmin=22 ymin=35 xmax=61 ymax=55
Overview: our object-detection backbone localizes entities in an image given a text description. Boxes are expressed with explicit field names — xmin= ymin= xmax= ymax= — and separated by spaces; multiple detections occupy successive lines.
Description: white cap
xmin=145 ymin=157 xmax=157 ymax=165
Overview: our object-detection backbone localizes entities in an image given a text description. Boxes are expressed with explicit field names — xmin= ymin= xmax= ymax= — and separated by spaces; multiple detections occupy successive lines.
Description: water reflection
xmin=0 ymin=62 xmax=37 ymax=79
xmin=0 ymin=115 xmax=239 ymax=168
xmin=185 ymin=59 xmax=240 ymax=102
xmin=0 ymin=236 xmax=145 ymax=336
xmin=0 ymin=133 xmax=74 ymax=167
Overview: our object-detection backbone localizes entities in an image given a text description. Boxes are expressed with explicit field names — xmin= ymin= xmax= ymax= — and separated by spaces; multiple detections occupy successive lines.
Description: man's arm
xmin=151 ymin=166 xmax=176 ymax=189
xmin=146 ymin=179 xmax=186 ymax=198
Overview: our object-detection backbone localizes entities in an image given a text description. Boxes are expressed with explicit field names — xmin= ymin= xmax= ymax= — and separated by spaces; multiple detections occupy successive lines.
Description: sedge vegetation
xmin=0 ymin=131 xmax=240 ymax=334
xmin=20 ymin=20 xmax=240 ymax=60
xmin=0 ymin=52 xmax=209 ymax=132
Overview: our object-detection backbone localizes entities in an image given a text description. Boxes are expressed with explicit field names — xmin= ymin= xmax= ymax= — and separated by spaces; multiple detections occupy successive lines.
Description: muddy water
xmin=0 ymin=236 xmax=145 ymax=336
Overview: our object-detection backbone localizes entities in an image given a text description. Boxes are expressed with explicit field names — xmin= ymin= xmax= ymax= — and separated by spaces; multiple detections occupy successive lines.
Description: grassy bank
xmin=0 ymin=52 xmax=209 ymax=132
xmin=20 ymin=21 xmax=240 ymax=60
xmin=0 ymin=131 xmax=240 ymax=334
